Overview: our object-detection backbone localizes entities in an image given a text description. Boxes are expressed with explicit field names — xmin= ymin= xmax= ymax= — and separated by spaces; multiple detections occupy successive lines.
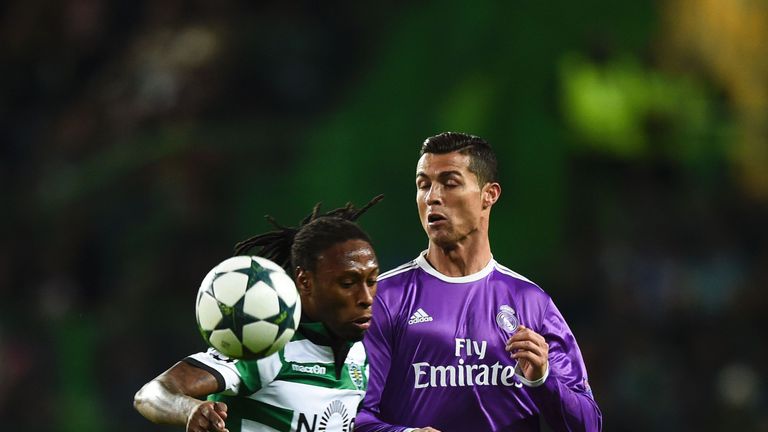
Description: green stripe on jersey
xmin=209 ymin=394 xmax=293 ymax=432
xmin=235 ymin=359 xmax=262 ymax=394
xmin=275 ymin=361 xmax=364 ymax=390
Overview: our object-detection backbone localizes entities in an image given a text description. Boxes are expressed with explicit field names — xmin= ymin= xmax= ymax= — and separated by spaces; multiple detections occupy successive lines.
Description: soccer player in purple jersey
xmin=356 ymin=132 xmax=602 ymax=432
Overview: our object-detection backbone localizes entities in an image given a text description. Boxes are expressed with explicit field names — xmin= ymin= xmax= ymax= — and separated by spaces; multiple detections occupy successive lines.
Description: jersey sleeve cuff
xmin=514 ymin=361 xmax=549 ymax=387
xmin=184 ymin=350 xmax=242 ymax=394
xmin=183 ymin=357 xmax=227 ymax=393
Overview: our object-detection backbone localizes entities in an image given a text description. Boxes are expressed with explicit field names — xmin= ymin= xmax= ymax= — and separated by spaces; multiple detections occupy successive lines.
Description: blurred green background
xmin=2 ymin=1 xmax=767 ymax=430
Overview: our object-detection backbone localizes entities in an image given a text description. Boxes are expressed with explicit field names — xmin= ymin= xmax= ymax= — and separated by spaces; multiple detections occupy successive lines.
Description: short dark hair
xmin=233 ymin=195 xmax=382 ymax=274
xmin=420 ymin=132 xmax=498 ymax=185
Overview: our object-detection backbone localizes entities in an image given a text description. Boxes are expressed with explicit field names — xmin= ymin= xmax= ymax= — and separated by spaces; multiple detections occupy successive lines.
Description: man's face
xmin=416 ymin=152 xmax=488 ymax=248
xmin=307 ymin=239 xmax=378 ymax=341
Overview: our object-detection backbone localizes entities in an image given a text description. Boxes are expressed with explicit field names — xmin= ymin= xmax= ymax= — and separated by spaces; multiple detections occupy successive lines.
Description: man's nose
xmin=425 ymin=185 xmax=442 ymax=205
xmin=357 ymin=284 xmax=374 ymax=308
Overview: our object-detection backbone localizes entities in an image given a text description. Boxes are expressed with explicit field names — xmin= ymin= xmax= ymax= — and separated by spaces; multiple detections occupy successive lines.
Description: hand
xmin=505 ymin=325 xmax=549 ymax=381
xmin=187 ymin=401 xmax=228 ymax=432
xmin=412 ymin=428 xmax=441 ymax=432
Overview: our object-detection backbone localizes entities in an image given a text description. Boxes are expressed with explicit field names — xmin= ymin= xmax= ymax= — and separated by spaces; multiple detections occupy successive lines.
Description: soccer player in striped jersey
xmin=356 ymin=133 xmax=602 ymax=431
xmin=134 ymin=197 xmax=382 ymax=432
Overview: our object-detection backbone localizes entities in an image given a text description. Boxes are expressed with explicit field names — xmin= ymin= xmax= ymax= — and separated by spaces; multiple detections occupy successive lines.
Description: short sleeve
xmin=184 ymin=348 xmax=243 ymax=395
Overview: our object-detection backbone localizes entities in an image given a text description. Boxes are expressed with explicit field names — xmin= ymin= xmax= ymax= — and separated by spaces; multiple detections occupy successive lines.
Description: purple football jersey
xmin=357 ymin=253 xmax=602 ymax=432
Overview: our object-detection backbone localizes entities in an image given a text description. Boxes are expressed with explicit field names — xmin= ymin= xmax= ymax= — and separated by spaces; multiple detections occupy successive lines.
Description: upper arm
xmin=540 ymin=298 xmax=591 ymax=394
xmin=361 ymin=293 xmax=396 ymax=412
xmin=155 ymin=361 xmax=223 ymax=398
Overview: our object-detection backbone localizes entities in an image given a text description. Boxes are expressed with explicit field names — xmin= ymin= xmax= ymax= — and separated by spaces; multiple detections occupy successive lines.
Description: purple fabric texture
xmin=356 ymin=253 xmax=602 ymax=432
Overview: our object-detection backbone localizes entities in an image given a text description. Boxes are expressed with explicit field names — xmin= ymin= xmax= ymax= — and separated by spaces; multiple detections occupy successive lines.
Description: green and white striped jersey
xmin=185 ymin=322 xmax=367 ymax=432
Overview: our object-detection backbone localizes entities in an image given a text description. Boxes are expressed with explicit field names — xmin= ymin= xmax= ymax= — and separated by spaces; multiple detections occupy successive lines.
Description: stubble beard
xmin=429 ymin=224 xmax=479 ymax=252
xmin=429 ymin=227 xmax=463 ymax=251
xmin=431 ymin=233 xmax=459 ymax=250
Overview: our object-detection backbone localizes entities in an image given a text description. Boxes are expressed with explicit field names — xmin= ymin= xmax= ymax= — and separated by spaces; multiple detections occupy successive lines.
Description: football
xmin=195 ymin=255 xmax=301 ymax=359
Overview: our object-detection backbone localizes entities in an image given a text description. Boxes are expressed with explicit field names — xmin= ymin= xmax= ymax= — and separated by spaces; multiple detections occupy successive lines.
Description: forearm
xmin=528 ymin=376 xmax=602 ymax=432
xmin=134 ymin=379 xmax=205 ymax=426
xmin=354 ymin=409 xmax=415 ymax=432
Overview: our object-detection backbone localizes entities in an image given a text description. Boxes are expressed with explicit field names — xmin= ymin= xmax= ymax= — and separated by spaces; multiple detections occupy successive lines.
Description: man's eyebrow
xmin=416 ymin=170 xmax=464 ymax=178
xmin=338 ymin=267 xmax=378 ymax=277
xmin=337 ymin=270 xmax=363 ymax=276
xmin=437 ymin=170 xmax=463 ymax=178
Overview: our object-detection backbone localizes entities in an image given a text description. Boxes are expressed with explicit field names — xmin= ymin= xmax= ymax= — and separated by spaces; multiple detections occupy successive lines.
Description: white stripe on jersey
xmin=256 ymin=351 xmax=283 ymax=389
xmin=494 ymin=264 xmax=538 ymax=286
xmin=346 ymin=341 xmax=367 ymax=364
xmin=283 ymin=339 xmax=335 ymax=363
xmin=251 ymin=379 xmax=364 ymax=410
xmin=281 ymin=339 xmax=366 ymax=365
xmin=377 ymin=261 xmax=418 ymax=280
xmin=242 ymin=418 xmax=281 ymax=432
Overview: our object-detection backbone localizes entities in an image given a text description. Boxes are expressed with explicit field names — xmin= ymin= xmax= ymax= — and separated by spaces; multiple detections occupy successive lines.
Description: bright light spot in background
xmin=717 ymin=363 xmax=760 ymax=409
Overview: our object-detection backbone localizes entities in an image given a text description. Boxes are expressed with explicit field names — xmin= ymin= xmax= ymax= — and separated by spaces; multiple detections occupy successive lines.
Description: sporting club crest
xmin=347 ymin=363 xmax=364 ymax=390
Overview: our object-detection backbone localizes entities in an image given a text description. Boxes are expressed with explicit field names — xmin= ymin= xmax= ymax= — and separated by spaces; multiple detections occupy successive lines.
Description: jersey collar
xmin=415 ymin=250 xmax=496 ymax=283
xmin=298 ymin=319 xmax=354 ymax=379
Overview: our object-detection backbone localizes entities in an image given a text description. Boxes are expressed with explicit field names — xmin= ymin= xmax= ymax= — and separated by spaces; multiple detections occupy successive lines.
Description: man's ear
xmin=482 ymin=182 xmax=501 ymax=209
xmin=295 ymin=267 xmax=312 ymax=297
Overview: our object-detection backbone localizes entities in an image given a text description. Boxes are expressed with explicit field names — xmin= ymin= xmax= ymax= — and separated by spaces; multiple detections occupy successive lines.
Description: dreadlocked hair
xmin=233 ymin=194 xmax=383 ymax=274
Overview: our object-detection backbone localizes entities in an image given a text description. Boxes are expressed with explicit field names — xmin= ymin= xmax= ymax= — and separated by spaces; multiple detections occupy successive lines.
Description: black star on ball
xmin=233 ymin=258 xmax=278 ymax=291
xmin=264 ymin=294 xmax=297 ymax=338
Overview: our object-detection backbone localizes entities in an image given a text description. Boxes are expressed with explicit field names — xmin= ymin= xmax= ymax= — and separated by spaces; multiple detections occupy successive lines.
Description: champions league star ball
xmin=195 ymin=256 xmax=301 ymax=359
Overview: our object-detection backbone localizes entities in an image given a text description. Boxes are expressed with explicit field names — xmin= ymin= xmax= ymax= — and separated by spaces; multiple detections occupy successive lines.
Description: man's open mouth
xmin=427 ymin=213 xmax=447 ymax=225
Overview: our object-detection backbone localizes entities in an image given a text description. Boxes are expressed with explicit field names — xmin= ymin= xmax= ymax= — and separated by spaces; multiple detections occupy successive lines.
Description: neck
xmin=301 ymin=301 xmax=318 ymax=323
xmin=425 ymin=234 xmax=492 ymax=277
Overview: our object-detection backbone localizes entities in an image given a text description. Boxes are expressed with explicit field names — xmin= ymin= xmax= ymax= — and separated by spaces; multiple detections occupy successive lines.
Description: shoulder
xmin=376 ymin=259 xmax=420 ymax=295
xmin=492 ymin=261 xmax=551 ymax=302
xmin=370 ymin=259 xmax=420 ymax=319
xmin=377 ymin=259 xmax=419 ymax=284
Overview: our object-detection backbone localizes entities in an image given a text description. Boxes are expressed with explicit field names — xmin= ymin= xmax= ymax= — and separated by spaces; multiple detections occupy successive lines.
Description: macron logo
xmin=408 ymin=308 xmax=434 ymax=325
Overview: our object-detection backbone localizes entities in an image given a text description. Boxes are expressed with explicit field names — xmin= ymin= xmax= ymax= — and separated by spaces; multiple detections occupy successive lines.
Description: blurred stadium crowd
xmin=1 ymin=1 xmax=767 ymax=431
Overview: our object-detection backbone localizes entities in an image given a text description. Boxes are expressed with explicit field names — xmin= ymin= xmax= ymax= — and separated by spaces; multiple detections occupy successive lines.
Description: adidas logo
xmin=408 ymin=308 xmax=434 ymax=325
